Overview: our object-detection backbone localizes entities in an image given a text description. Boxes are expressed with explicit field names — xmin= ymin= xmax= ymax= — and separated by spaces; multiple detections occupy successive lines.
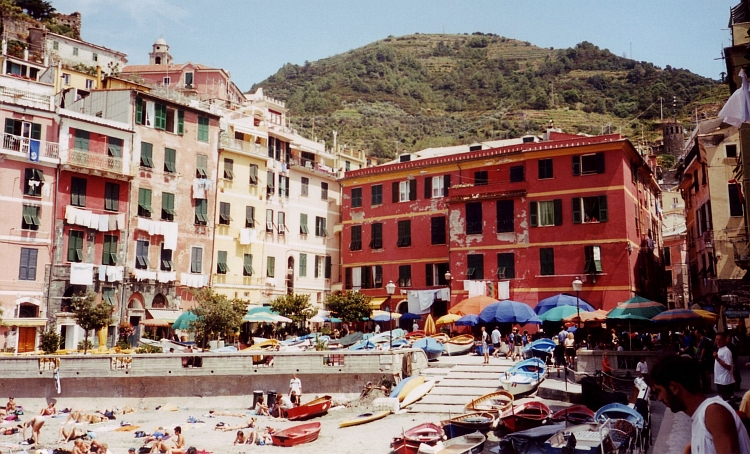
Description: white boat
xmin=401 ymin=380 xmax=436 ymax=408
xmin=443 ymin=335 xmax=475 ymax=356
xmin=499 ymin=358 xmax=547 ymax=396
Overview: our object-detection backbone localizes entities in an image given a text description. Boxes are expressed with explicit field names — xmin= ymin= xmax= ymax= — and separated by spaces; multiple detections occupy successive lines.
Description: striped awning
xmin=368 ymin=297 xmax=387 ymax=309
xmin=141 ymin=309 xmax=182 ymax=327
xmin=1 ymin=318 xmax=47 ymax=327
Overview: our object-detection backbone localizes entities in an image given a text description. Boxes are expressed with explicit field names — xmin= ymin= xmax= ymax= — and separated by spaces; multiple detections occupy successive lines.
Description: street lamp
xmin=386 ymin=280 xmax=396 ymax=350
xmin=572 ymin=277 xmax=583 ymax=329
xmin=444 ymin=271 xmax=452 ymax=303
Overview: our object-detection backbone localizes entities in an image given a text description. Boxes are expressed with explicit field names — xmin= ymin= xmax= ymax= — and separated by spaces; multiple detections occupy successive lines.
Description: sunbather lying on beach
xmin=150 ymin=425 xmax=185 ymax=454
xmin=207 ymin=410 xmax=245 ymax=417
xmin=63 ymin=410 xmax=108 ymax=424
xmin=57 ymin=426 xmax=89 ymax=442
xmin=142 ymin=427 xmax=169 ymax=445
xmin=71 ymin=439 xmax=89 ymax=454
xmin=215 ymin=418 xmax=257 ymax=432
xmin=89 ymin=439 xmax=108 ymax=454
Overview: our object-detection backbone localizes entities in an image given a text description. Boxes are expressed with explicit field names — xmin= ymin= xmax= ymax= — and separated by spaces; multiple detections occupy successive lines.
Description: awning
xmin=1 ymin=318 xmax=47 ymax=327
xmin=369 ymin=297 xmax=388 ymax=309
xmin=142 ymin=309 xmax=182 ymax=327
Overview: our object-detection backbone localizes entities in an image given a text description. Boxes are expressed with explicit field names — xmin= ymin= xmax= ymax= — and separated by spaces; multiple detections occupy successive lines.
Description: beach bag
xmin=14 ymin=409 xmax=23 ymax=415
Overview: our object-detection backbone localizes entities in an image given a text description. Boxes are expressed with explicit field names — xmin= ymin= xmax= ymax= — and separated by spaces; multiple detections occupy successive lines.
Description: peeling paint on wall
xmin=449 ymin=209 xmax=465 ymax=246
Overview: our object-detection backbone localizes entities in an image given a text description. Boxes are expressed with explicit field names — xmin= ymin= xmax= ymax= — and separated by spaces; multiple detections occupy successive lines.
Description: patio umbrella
xmin=448 ymin=295 xmax=499 ymax=316
xmin=693 ymin=309 xmax=718 ymax=322
xmin=246 ymin=306 xmax=276 ymax=316
xmin=273 ymin=315 xmax=293 ymax=323
xmin=607 ymin=296 xmax=666 ymax=321
xmin=325 ymin=317 xmax=342 ymax=323
xmin=455 ymin=314 xmax=479 ymax=326
xmin=371 ymin=314 xmax=393 ymax=322
xmin=436 ymin=313 xmax=462 ymax=325
xmin=424 ymin=314 xmax=436 ymax=335
xmin=538 ymin=305 xmax=579 ymax=322
xmin=372 ymin=310 xmax=401 ymax=320
xmin=563 ymin=309 xmax=609 ymax=325
xmin=309 ymin=315 xmax=325 ymax=323
xmin=651 ymin=309 xmax=702 ymax=324
xmin=243 ymin=313 xmax=279 ymax=323
xmin=399 ymin=313 xmax=422 ymax=321
xmin=172 ymin=311 xmax=198 ymax=330
xmin=534 ymin=294 xmax=595 ymax=315
xmin=478 ymin=301 xmax=541 ymax=325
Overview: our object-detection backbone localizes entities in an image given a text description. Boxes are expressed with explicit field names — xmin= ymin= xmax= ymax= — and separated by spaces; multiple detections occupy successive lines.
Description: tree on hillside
xmin=270 ymin=293 xmax=316 ymax=332
xmin=190 ymin=288 xmax=246 ymax=349
xmin=71 ymin=293 xmax=113 ymax=355
xmin=13 ymin=0 xmax=54 ymax=19
xmin=325 ymin=291 xmax=371 ymax=324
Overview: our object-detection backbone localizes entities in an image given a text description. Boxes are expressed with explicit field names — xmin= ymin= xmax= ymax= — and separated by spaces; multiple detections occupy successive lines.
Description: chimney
xmin=96 ymin=65 xmax=102 ymax=89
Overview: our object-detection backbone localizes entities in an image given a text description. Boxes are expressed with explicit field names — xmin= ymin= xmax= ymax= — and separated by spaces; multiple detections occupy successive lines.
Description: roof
xmin=46 ymin=31 xmax=128 ymax=59
xmin=731 ymin=1 xmax=750 ymax=26
xmin=154 ymin=37 xmax=168 ymax=46
xmin=57 ymin=108 xmax=134 ymax=132
xmin=122 ymin=63 xmax=216 ymax=74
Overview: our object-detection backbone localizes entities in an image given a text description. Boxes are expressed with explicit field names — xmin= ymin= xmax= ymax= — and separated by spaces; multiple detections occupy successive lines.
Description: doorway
xmin=17 ymin=327 xmax=36 ymax=353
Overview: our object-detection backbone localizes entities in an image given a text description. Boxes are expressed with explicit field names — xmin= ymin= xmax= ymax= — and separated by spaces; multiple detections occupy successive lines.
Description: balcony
xmin=448 ymin=180 xmax=527 ymax=202
xmin=734 ymin=238 xmax=750 ymax=269
xmin=289 ymin=158 xmax=336 ymax=176
xmin=0 ymin=132 xmax=58 ymax=162
xmin=0 ymin=77 xmax=53 ymax=111
xmin=65 ymin=148 xmax=129 ymax=176
xmin=219 ymin=134 xmax=267 ymax=158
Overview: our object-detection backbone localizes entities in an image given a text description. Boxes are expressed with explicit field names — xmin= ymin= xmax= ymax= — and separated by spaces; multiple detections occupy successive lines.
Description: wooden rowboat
xmin=443 ymin=335 xmax=475 ymax=356
xmin=498 ymin=401 xmax=550 ymax=433
xmin=549 ymin=404 xmax=595 ymax=425
xmin=406 ymin=330 xmax=426 ymax=340
xmin=418 ymin=431 xmax=486 ymax=454
xmin=285 ymin=395 xmax=332 ymax=421
xmin=398 ymin=375 xmax=425 ymax=401
xmin=270 ymin=421 xmax=321 ymax=447
xmin=339 ymin=410 xmax=390 ymax=428
xmin=441 ymin=412 xmax=496 ymax=439
xmin=464 ymin=390 xmax=513 ymax=414
xmin=545 ymin=423 xmax=602 ymax=453
xmin=390 ymin=422 xmax=445 ymax=454
xmin=401 ymin=380 xmax=435 ymax=408
xmin=429 ymin=333 xmax=450 ymax=343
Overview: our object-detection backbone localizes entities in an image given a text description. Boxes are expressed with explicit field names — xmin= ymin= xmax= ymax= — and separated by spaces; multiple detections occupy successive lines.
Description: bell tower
xmin=149 ymin=38 xmax=172 ymax=66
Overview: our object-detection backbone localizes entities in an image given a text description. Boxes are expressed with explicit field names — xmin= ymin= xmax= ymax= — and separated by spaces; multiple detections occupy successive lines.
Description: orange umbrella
xmin=563 ymin=309 xmax=609 ymax=324
xmin=448 ymin=295 xmax=499 ymax=316
xmin=424 ymin=314 xmax=436 ymax=335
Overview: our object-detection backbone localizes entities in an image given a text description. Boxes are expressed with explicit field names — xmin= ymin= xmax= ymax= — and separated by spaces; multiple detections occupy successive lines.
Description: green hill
xmin=252 ymin=33 xmax=723 ymax=160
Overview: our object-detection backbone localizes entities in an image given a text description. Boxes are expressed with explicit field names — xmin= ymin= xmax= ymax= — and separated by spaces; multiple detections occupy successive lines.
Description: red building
xmin=340 ymin=132 xmax=665 ymax=318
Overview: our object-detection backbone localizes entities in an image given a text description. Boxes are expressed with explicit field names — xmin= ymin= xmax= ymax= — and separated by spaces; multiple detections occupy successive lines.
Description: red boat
xmin=285 ymin=395 xmax=332 ymax=421
xmin=405 ymin=330 xmax=426 ymax=339
xmin=270 ymin=421 xmax=321 ymax=447
xmin=390 ymin=422 xmax=445 ymax=454
xmin=498 ymin=401 xmax=550 ymax=433
xmin=550 ymin=405 xmax=595 ymax=425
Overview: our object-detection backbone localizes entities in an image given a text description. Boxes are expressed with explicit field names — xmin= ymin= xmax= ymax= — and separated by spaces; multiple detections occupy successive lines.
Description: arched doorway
xmin=151 ymin=293 xmax=168 ymax=309
xmin=286 ymin=256 xmax=295 ymax=295
xmin=127 ymin=296 xmax=145 ymax=347
xmin=61 ymin=285 xmax=87 ymax=312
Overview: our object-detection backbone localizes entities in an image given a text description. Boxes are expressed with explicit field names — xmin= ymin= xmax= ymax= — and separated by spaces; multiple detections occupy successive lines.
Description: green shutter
xmin=164 ymin=148 xmax=176 ymax=173
xmin=162 ymin=192 xmax=175 ymax=215
xmin=177 ymin=110 xmax=184 ymax=135
xmin=138 ymin=188 xmax=152 ymax=214
xmin=217 ymin=251 xmax=227 ymax=274
xmin=198 ymin=116 xmax=209 ymax=142
xmin=530 ymin=201 xmax=538 ymax=227
xmin=300 ymin=213 xmax=308 ymax=234
xmin=154 ymin=103 xmax=167 ymax=130
xmin=572 ymin=198 xmax=582 ymax=224
xmin=135 ymin=97 xmax=143 ymax=124
xmin=140 ymin=142 xmax=153 ymax=167
xmin=584 ymin=245 xmax=593 ymax=273
xmin=598 ymin=195 xmax=608 ymax=222
xmin=596 ymin=153 xmax=605 ymax=174
xmin=553 ymin=199 xmax=563 ymax=226
xmin=249 ymin=165 xmax=258 ymax=184
xmin=30 ymin=123 xmax=41 ymax=140
xmin=267 ymin=256 xmax=275 ymax=277
xmin=244 ymin=254 xmax=253 ymax=276
xmin=5 ymin=118 xmax=15 ymax=134
xmin=299 ymin=253 xmax=307 ymax=277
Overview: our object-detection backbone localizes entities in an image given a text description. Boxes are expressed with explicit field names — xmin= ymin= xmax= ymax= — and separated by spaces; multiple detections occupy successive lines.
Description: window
xmin=85 ymin=79 xmax=94 ymax=90
xmin=217 ymin=251 xmax=228 ymax=274
xmin=279 ymin=175 xmax=289 ymax=197
xmin=105 ymin=136 xmax=122 ymax=158
xmin=727 ymin=144 xmax=738 ymax=158
xmin=191 ymin=247 xmax=203 ymax=273
xmin=161 ymin=192 xmax=175 ymax=221
xmin=300 ymin=213 xmax=308 ymax=234
xmin=266 ymin=256 xmax=275 ymax=277
xmin=301 ymin=177 xmax=309 ymax=196
xmin=425 ymin=175 xmax=443 ymax=198
xmin=474 ymin=170 xmax=488 ymax=186
xmin=223 ymin=158 xmax=234 ymax=180
xmin=584 ymin=245 xmax=603 ymax=273
xmin=398 ymin=265 xmax=412 ymax=287
xmin=496 ymin=199 xmax=514 ymax=233
xmin=67 ymin=230 xmax=83 ymax=262
xmin=164 ymin=148 xmax=176 ymax=173
xmin=266 ymin=209 xmax=274 ymax=232
xmin=73 ymin=129 xmax=90 ymax=150
xmin=197 ymin=116 xmax=209 ymax=142
xmin=104 ymin=183 xmax=119 ymax=211
xmin=277 ymin=212 xmax=286 ymax=234
xmin=162 ymin=76 xmax=170 ymax=86
xmin=62 ymin=73 xmax=70 ymax=85
xmin=431 ymin=216 xmax=446 ymax=245
xmin=185 ymin=72 xmax=194 ymax=88
xmin=663 ymin=246 xmax=672 ymax=266
xmin=196 ymin=154 xmax=208 ymax=178
xmin=315 ymin=216 xmax=328 ymax=237
xmin=138 ymin=188 xmax=152 ymax=218
xmin=315 ymin=256 xmax=325 ymax=279
xmin=266 ymin=171 xmax=275 ymax=196
xmin=243 ymin=254 xmax=253 ymax=276
xmin=160 ymin=244 xmax=173 ymax=271
xmin=394 ymin=180 xmax=417 ymax=202
xmin=351 ymin=188 xmax=363 ymax=208
xmin=101 ymin=288 xmax=116 ymax=305
xmin=195 ymin=199 xmax=208 ymax=225
xmin=540 ymin=248 xmax=555 ymax=275
xmin=510 ymin=165 xmax=525 ymax=182
xmin=92 ymin=52 xmax=98 ymax=62
xmin=102 ymin=234 xmax=117 ymax=265
xmin=19 ymin=248 xmax=37 ymax=281
xmin=24 ymin=168 xmax=44 ymax=197
xmin=350 ymin=225 xmax=362 ymax=251
xmin=299 ymin=253 xmax=307 ymax=277
xmin=140 ymin=142 xmax=153 ymax=168
xmin=530 ymin=199 xmax=562 ymax=227
xmin=538 ymin=158 xmax=553 ymax=179
xmin=466 ymin=202 xmax=483 ymax=234
xmin=246 ymin=206 xmax=256 ymax=228
xmin=219 ymin=202 xmax=232 ymax=225
xmin=372 ymin=184 xmax=383 ymax=205
xmin=52 ymin=41 xmax=58 ymax=50
xmin=729 ymin=183 xmax=744 ymax=217
xmin=135 ymin=97 xmax=143 ymax=125
xmin=572 ymin=153 xmax=605 ymax=175
xmin=72 ymin=47 xmax=78 ymax=56
xmin=135 ymin=240 xmax=149 ymax=269
xmin=249 ymin=164 xmax=258 ymax=185
xmin=321 ymin=182 xmax=329 ymax=201
xmin=665 ymin=270 xmax=673 ymax=287
xmin=22 ymin=205 xmax=40 ymax=230
xmin=466 ymin=254 xmax=484 ymax=280
xmin=370 ymin=223 xmax=383 ymax=249
xmin=497 ymin=253 xmax=515 ymax=279
xmin=572 ymin=196 xmax=608 ymax=223
xmin=425 ymin=263 xmax=449 ymax=287
xmin=397 ymin=220 xmax=411 ymax=247
xmin=71 ymin=177 xmax=86 ymax=207
xmin=5 ymin=119 xmax=41 ymax=141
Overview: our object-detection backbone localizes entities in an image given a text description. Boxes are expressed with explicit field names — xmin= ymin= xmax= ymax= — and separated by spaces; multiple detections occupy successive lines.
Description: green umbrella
xmin=607 ymin=297 xmax=666 ymax=320
xmin=172 ymin=311 xmax=198 ymax=330
xmin=243 ymin=313 xmax=279 ymax=323
xmin=538 ymin=305 xmax=580 ymax=322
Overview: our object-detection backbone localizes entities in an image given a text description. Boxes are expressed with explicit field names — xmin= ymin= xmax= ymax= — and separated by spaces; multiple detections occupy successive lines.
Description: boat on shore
xmin=544 ymin=422 xmax=602 ymax=453
xmin=285 ymin=395 xmax=332 ymax=421
xmin=521 ymin=338 xmax=556 ymax=360
xmin=418 ymin=431 xmax=486 ymax=454
xmin=443 ymin=335 xmax=475 ymax=356
xmin=339 ymin=410 xmax=390 ymax=428
xmin=499 ymin=358 xmax=547 ymax=396
xmin=549 ymin=404 xmax=595 ymax=425
xmin=429 ymin=333 xmax=450 ymax=343
xmin=401 ymin=380 xmax=435 ymax=408
xmin=270 ymin=421 xmax=321 ymax=446
xmin=406 ymin=330 xmax=426 ymax=340
xmin=390 ymin=422 xmax=445 ymax=454
xmin=464 ymin=390 xmax=513 ymax=414
xmin=413 ymin=337 xmax=443 ymax=361
xmin=498 ymin=401 xmax=550 ymax=433
xmin=398 ymin=376 xmax=425 ymax=401
xmin=441 ymin=412 xmax=496 ymax=439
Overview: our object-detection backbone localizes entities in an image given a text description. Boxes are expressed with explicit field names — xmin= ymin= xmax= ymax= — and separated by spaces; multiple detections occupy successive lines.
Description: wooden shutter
xmin=177 ymin=110 xmax=184 ymax=135
xmin=325 ymin=256 xmax=331 ymax=279
xmin=553 ymin=199 xmax=563 ymax=226
xmin=572 ymin=155 xmax=581 ymax=176
xmin=155 ymin=103 xmax=167 ymax=130
xmin=424 ymin=177 xmax=432 ymax=199
xmin=135 ymin=97 xmax=143 ymax=124
xmin=409 ymin=179 xmax=417 ymax=201
xmin=5 ymin=118 xmax=15 ymax=134
xmin=392 ymin=182 xmax=399 ymax=203
xmin=598 ymin=195 xmax=608 ymax=222
xmin=443 ymin=174 xmax=451 ymax=196
xmin=596 ymin=153 xmax=605 ymax=174
xmin=30 ymin=123 xmax=41 ymax=140
xmin=572 ymin=197 xmax=582 ymax=224
xmin=425 ymin=264 xmax=434 ymax=287
xmin=530 ymin=201 xmax=538 ymax=227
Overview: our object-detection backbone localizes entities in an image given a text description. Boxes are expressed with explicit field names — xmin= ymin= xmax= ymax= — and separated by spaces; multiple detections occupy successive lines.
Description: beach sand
xmin=0 ymin=393 xmax=495 ymax=454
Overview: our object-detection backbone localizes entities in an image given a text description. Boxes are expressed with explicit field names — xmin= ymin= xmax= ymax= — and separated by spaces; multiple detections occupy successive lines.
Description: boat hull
xmin=499 ymin=377 xmax=541 ymax=396
xmin=398 ymin=376 xmax=425 ymax=401
xmin=499 ymin=402 xmax=550 ymax=433
xmin=270 ymin=421 xmax=321 ymax=447
xmin=286 ymin=395 xmax=332 ymax=421
xmin=443 ymin=335 xmax=475 ymax=356
xmin=390 ymin=422 xmax=444 ymax=454
xmin=464 ymin=390 xmax=513 ymax=414
xmin=339 ymin=410 xmax=390 ymax=428
xmin=419 ymin=431 xmax=486 ymax=454
xmin=550 ymin=405 xmax=595 ymax=425
xmin=441 ymin=412 xmax=495 ymax=439
xmin=401 ymin=380 xmax=435 ymax=408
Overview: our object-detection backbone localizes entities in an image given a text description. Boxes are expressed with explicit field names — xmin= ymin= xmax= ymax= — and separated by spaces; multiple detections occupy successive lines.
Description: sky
xmin=53 ymin=0 xmax=738 ymax=91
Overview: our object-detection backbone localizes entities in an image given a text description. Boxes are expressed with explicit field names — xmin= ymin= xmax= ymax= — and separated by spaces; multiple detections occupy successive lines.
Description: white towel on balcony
xmin=98 ymin=265 xmax=107 ymax=281
xmin=116 ymin=214 xmax=126 ymax=230
xmin=107 ymin=266 xmax=123 ymax=282
xmin=70 ymin=263 xmax=94 ymax=286
xmin=193 ymin=178 xmax=206 ymax=199
xmin=137 ymin=217 xmax=152 ymax=233
xmin=162 ymin=222 xmax=178 ymax=250
xmin=180 ymin=273 xmax=207 ymax=288
xmin=133 ymin=269 xmax=156 ymax=281
xmin=108 ymin=215 xmax=117 ymax=231
xmin=88 ymin=213 xmax=99 ymax=230
xmin=157 ymin=271 xmax=176 ymax=283
xmin=239 ymin=228 xmax=252 ymax=245
xmin=98 ymin=215 xmax=110 ymax=232
xmin=65 ymin=206 xmax=77 ymax=224
xmin=497 ymin=281 xmax=510 ymax=300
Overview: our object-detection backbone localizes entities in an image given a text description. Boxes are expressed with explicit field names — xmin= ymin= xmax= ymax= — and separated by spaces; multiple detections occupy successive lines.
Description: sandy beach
xmin=0 ymin=393 xmax=482 ymax=454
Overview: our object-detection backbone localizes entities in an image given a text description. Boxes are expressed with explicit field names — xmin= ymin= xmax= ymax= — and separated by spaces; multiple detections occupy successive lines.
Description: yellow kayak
xmin=339 ymin=410 xmax=390 ymax=428
xmin=397 ymin=375 xmax=425 ymax=402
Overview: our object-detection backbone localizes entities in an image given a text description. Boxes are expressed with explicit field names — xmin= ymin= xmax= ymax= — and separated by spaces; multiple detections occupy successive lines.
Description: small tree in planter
xmin=39 ymin=329 xmax=61 ymax=354
xmin=70 ymin=292 xmax=113 ymax=354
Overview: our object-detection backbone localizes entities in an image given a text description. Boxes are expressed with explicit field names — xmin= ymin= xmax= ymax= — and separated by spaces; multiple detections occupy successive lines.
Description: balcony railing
xmin=67 ymin=149 xmax=128 ymax=175
xmin=1 ymin=132 xmax=58 ymax=159
xmin=219 ymin=134 xmax=267 ymax=158
xmin=289 ymin=158 xmax=335 ymax=175
xmin=0 ymin=85 xmax=53 ymax=110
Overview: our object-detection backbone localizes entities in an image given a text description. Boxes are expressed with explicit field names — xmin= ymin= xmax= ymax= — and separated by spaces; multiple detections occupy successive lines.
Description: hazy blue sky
xmin=54 ymin=0 xmax=737 ymax=91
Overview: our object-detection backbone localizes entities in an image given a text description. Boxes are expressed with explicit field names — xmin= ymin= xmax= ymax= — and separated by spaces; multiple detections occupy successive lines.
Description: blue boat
xmin=389 ymin=376 xmax=416 ymax=398
xmin=521 ymin=338 xmax=556 ymax=360
xmin=500 ymin=358 xmax=547 ymax=396
xmin=594 ymin=403 xmax=644 ymax=429
xmin=413 ymin=337 xmax=443 ymax=361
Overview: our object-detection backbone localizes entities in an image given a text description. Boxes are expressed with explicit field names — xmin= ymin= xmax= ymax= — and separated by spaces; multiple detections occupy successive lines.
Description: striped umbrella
xmin=652 ymin=309 xmax=703 ymax=324
xmin=535 ymin=294 xmax=595 ymax=315
xmin=538 ymin=305 xmax=580 ymax=322
xmin=693 ymin=309 xmax=718 ymax=322
xmin=607 ymin=296 xmax=666 ymax=321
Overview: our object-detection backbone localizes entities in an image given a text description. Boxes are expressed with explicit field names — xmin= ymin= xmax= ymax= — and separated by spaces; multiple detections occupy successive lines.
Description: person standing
xmin=714 ymin=332 xmax=735 ymax=401
xmin=651 ymin=355 xmax=750 ymax=454
xmin=481 ymin=326 xmax=489 ymax=365
xmin=412 ymin=320 xmax=419 ymax=332
xmin=289 ymin=373 xmax=302 ymax=403
xmin=491 ymin=326 xmax=501 ymax=358
xmin=374 ymin=323 xmax=381 ymax=334
xmin=512 ymin=328 xmax=523 ymax=361
xmin=696 ymin=329 xmax=714 ymax=392
xmin=558 ymin=327 xmax=567 ymax=346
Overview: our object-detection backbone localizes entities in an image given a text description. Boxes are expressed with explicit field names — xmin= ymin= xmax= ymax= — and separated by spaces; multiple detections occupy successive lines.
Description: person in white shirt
xmin=412 ymin=321 xmax=419 ymax=332
xmin=636 ymin=357 xmax=649 ymax=384
xmin=289 ymin=374 xmax=302 ymax=403
xmin=651 ymin=355 xmax=750 ymax=454
xmin=491 ymin=327 xmax=501 ymax=358
xmin=374 ymin=323 xmax=381 ymax=334
xmin=713 ymin=333 xmax=735 ymax=400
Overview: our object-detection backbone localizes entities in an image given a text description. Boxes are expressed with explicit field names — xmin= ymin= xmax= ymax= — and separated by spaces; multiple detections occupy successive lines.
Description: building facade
xmin=661 ymin=188 xmax=689 ymax=309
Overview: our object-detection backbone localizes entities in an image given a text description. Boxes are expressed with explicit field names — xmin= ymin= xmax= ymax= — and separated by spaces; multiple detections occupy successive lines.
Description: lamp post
xmin=386 ymin=280 xmax=396 ymax=350
xmin=444 ymin=271 xmax=452 ymax=304
xmin=572 ymin=277 xmax=583 ymax=329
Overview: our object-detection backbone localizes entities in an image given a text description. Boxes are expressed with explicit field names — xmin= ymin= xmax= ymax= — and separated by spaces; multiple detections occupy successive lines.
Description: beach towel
xmin=156 ymin=404 xmax=179 ymax=412
xmin=115 ymin=425 xmax=140 ymax=432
